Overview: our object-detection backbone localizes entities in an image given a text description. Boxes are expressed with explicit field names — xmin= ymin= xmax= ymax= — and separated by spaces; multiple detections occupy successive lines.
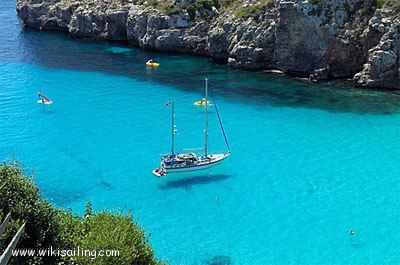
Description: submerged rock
xmin=207 ymin=255 xmax=233 ymax=265
xmin=16 ymin=0 xmax=400 ymax=89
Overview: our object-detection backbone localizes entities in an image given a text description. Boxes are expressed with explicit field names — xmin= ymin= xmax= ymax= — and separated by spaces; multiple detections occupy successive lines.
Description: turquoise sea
xmin=1 ymin=1 xmax=400 ymax=264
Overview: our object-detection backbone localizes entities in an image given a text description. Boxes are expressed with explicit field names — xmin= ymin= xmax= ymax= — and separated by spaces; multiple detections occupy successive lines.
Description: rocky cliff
xmin=16 ymin=0 xmax=400 ymax=89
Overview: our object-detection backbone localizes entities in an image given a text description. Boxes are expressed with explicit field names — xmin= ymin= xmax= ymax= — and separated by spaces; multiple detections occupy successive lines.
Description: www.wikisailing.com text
xmin=12 ymin=246 xmax=120 ymax=260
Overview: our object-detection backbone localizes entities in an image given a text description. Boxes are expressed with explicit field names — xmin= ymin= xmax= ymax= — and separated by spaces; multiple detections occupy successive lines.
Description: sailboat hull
xmin=164 ymin=153 xmax=230 ymax=174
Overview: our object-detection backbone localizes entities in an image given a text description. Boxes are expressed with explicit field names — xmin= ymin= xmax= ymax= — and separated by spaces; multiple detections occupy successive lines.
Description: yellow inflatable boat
xmin=194 ymin=98 xmax=211 ymax=107
xmin=146 ymin=59 xmax=159 ymax=67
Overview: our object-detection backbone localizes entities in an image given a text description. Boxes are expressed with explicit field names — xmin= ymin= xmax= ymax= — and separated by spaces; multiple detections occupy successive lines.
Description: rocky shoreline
xmin=16 ymin=0 xmax=400 ymax=89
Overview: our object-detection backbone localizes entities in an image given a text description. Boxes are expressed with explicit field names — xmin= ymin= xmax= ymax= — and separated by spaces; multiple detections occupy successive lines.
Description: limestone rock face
xmin=69 ymin=8 xmax=107 ymax=38
xmin=68 ymin=8 xmax=128 ymax=40
xmin=105 ymin=10 xmax=129 ymax=40
xmin=17 ymin=0 xmax=73 ymax=30
xmin=354 ymin=12 xmax=400 ymax=89
xmin=126 ymin=6 xmax=207 ymax=54
xmin=222 ymin=11 xmax=276 ymax=69
xmin=207 ymin=24 xmax=230 ymax=60
xmin=126 ymin=6 xmax=148 ymax=46
xmin=16 ymin=0 xmax=400 ymax=89
xmin=273 ymin=0 xmax=376 ymax=79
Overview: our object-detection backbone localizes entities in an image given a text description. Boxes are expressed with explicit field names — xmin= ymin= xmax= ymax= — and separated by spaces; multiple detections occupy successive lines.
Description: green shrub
xmin=390 ymin=3 xmax=400 ymax=11
xmin=0 ymin=161 xmax=165 ymax=265
xmin=376 ymin=0 xmax=400 ymax=11
xmin=0 ymin=161 xmax=65 ymax=265
xmin=235 ymin=2 xmax=268 ymax=20
xmin=376 ymin=0 xmax=386 ymax=8
xmin=59 ymin=202 xmax=164 ymax=265
xmin=338 ymin=29 xmax=346 ymax=38
xmin=159 ymin=1 xmax=182 ymax=15
xmin=216 ymin=0 xmax=236 ymax=8
xmin=187 ymin=0 xmax=219 ymax=19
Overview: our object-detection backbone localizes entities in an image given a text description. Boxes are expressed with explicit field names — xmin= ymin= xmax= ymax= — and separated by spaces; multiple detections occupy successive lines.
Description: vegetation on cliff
xmin=234 ymin=0 xmax=274 ymax=20
xmin=0 ymin=161 xmax=164 ymax=265
xmin=377 ymin=0 xmax=400 ymax=11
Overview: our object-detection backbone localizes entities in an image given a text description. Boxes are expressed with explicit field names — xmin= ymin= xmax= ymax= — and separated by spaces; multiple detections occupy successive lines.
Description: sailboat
xmin=37 ymin=92 xmax=53 ymax=104
xmin=152 ymin=78 xmax=231 ymax=177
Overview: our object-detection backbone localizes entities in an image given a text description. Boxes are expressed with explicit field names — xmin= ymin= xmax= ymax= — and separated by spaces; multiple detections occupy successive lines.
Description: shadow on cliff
xmin=17 ymin=27 xmax=400 ymax=115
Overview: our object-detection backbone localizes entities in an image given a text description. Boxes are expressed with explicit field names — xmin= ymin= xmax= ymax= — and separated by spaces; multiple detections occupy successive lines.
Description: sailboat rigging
xmin=152 ymin=78 xmax=231 ymax=177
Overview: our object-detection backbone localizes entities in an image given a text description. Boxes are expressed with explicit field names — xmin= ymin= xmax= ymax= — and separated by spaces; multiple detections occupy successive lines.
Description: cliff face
xmin=16 ymin=0 xmax=400 ymax=89
xmin=354 ymin=9 xmax=400 ymax=89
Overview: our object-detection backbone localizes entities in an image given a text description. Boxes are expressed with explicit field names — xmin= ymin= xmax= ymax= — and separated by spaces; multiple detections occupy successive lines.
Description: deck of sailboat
xmin=164 ymin=152 xmax=230 ymax=173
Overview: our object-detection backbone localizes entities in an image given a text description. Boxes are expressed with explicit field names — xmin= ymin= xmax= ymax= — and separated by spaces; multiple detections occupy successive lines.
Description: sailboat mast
xmin=204 ymin=78 xmax=209 ymax=157
xmin=171 ymin=100 xmax=175 ymax=156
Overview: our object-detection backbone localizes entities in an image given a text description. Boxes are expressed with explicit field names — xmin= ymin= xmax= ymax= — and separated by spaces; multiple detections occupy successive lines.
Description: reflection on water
xmin=38 ymin=107 xmax=57 ymax=115
xmin=158 ymin=174 xmax=231 ymax=190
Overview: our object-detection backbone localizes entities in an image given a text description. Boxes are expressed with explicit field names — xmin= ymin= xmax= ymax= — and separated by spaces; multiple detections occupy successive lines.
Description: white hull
xmin=153 ymin=153 xmax=230 ymax=177
xmin=165 ymin=153 xmax=228 ymax=174
xmin=37 ymin=99 xmax=53 ymax=105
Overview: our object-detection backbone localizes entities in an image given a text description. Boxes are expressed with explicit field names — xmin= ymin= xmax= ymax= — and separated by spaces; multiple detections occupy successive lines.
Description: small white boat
xmin=37 ymin=99 xmax=53 ymax=104
xmin=152 ymin=168 xmax=166 ymax=177
xmin=37 ymin=92 xmax=53 ymax=104
xmin=153 ymin=78 xmax=230 ymax=177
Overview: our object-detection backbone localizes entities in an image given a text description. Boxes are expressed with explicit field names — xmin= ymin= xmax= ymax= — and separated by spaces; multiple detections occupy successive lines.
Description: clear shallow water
xmin=1 ymin=1 xmax=400 ymax=264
